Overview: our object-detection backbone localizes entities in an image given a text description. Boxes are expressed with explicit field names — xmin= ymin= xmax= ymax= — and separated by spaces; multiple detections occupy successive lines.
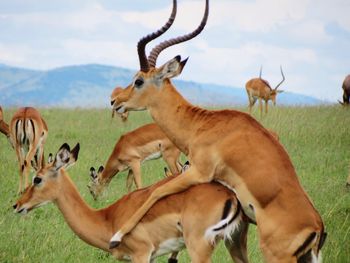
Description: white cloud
xmin=0 ymin=0 xmax=349 ymax=102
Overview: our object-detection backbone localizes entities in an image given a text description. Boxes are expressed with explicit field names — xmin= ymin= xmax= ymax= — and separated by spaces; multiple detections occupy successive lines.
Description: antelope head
xmin=113 ymin=0 xmax=209 ymax=115
xmin=87 ymin=166 xmax=106 ymax=200
xmin=269 ymin=66 xmax=285 ymax=105
xmin=14 ymin=143 xmax=80 ymax=215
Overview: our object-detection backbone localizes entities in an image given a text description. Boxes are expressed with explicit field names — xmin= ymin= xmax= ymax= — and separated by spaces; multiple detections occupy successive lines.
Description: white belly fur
xmin=152 ymin=238 xmax=185 ymax=259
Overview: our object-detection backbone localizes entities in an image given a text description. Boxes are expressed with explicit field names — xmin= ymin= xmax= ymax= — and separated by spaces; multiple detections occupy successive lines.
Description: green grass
xmin=0 ymin=106 xmax=349 ymax=262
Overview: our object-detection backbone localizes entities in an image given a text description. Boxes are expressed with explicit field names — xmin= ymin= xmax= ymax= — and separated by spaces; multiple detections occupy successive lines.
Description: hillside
xmin=0 ymin=64 xmax=324 ymax=107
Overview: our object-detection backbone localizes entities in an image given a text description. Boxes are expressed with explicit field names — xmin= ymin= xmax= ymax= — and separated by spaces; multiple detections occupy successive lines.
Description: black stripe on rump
xmin=15 ymin=120 xmax=20 ymax=144
xmin=30 ymin=119 xmax=35 ymax=141
xmin=293 ymin=232 xmax=316 ymax=257
xmin=213 ymin=201 xmax=241 ymax=232
xmin=221 ymin=199 xmax=232 ymax=220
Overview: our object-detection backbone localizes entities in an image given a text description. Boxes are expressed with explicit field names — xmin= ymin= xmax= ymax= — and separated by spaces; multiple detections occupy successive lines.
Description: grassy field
xmin=0 ymin=106 xmax=349 ymax=262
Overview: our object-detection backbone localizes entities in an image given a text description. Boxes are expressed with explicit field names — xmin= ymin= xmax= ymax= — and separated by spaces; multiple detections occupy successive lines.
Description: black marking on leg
xmin=168 ymin=258 xmax=178 ymax=263
xmin=21 ymin=164 xmax=24 ymax=172
xmin=24 ymin=160 xmax=27 ymax=167
xmin=293 ymin=232 xmax=316 ymax=257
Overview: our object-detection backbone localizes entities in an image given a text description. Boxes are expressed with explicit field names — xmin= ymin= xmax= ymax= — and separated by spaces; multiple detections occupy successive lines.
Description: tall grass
xmin=0 ymin=106 xmax=349 ymax=262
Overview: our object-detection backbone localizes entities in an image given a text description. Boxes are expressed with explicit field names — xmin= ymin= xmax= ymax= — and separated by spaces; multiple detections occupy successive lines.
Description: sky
xmin=0 ymin=0 xmax=349 ymax=102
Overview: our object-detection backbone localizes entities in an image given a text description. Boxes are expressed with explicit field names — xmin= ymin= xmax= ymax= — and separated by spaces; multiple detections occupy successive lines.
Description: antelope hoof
xmin=109 ymin=241 xmax=121 ymax=249
xmin=109 ymin=231 xmax=123 ymax=249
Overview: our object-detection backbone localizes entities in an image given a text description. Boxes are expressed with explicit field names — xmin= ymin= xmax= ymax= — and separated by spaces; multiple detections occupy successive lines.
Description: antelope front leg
xmin=259 ymin=98 xmax=263 ymax=118
xmin=129 ymin=161 xmax=142 ymax=189
xmin=162 ymin=149 xmax=181 ymax=174
xmin=109 ymin=166 xmax=211 ymax=248
xmin=126 ymin=169 xmax=134 ymax=192
xmin=23 ymin=145 xmax=37 ymax=189
xmin=15 ymin=146 xmax=24 ymax=194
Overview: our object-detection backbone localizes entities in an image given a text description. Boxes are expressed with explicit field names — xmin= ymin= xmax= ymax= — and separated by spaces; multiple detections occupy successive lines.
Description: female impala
xmin=9 ymin=107 xmax=48 ymax=193
xmin=14 ymin=143 xmax=249 ymax=263
xmin=245 ymin=66 xmax=285 ymax=117
xmin=108 ymin=0 xmax=326 ymax=262
xmin=88 ymin=123 xmax=182 ymax=200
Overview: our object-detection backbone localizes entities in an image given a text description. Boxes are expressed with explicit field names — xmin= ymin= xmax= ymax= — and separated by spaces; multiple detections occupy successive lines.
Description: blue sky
xmin=0 ymin=0 xmax=349 ymax=101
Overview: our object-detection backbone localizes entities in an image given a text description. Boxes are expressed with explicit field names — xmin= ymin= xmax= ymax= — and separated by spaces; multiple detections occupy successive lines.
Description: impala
xmin=246 ymin=66 xmax=285 ymax=117
xmin=88 ymin=123 xmax=182 ymax=200
xmin=0 ymin=106 xmax=10 ymax=141
xmin=9 ymin=107 xmax=48 ymax=193
xmin=108 ymin=0 xmax=326 ymax=262
xmin=14 ymin=143 xmax=249 ymax=263
xmin=338 ymin=74 xmax=350 ymax=105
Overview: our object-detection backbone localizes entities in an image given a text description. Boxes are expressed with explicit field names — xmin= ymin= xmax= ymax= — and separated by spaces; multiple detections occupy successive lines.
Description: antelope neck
xmin=148 ymin=82 xmax=201 ymax=155
xmin=54 ymin=172 xmax=111 ymax=251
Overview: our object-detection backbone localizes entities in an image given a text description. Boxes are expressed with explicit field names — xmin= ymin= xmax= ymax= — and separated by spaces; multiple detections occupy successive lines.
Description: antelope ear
xmin=277 ymin=90 xmax=284 ymax=93
xmin=48 ymin=153 xmax=53 ymax=164
xmin=157 ymin=55 xmax=188 ymax=80
xmin=54 ymin=143 xmax=80 ymax=170
xmin=182 ymin=161 xmax=190 ymax=173
xmin=90 ymin=167 xmax=97 ymax=181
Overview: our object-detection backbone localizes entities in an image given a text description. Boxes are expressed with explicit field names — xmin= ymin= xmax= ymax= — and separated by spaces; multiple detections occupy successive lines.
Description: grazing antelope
xmin=108 ymin=0 xmax=326 ymax=262
xmin=88 ymin=123 xmax=182 ymax=200
xmin=338 ymin=74 xmax=350 ymax=106
xmin=9 ymin=107 xmax=48 ymax=193
xmin=111 ymin=87 xmax=129 ymax=121
xmin=246 ymin=66 xmax=285 ymax=117
xmin=0 ymin=106 xmax=11 ymax=140
xmin=14 ymin=143 xmax=249 ymax=263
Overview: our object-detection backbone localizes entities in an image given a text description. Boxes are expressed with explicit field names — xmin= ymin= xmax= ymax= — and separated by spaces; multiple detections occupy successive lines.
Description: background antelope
xmin=107 ymin=0 xmax=326 ymax=262
xmin=9 ymin=107 xmax=48 ymax=193
xmin=338 ymin=74 xmax=350 ymax=105
xmin=245 ymin=66 xmax=285 ymax=117
xmin=88 ymin=123 xmax=182 ymax=200
xmin=0 ymin=106 xmax=11 ymax=142
xmin=14 ymin=143 xmax=249 ymax=263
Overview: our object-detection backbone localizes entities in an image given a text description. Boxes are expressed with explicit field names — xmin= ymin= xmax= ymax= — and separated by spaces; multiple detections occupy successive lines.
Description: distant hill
xmin=0 ymin=64 xmax=325 ymax=108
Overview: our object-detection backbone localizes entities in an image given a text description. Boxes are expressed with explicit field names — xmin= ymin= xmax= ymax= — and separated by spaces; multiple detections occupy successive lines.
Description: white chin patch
xmin=18 ymin=208 xmax=28 ymax=215
xmin=117 ymin=107 xmax=126 ymax=114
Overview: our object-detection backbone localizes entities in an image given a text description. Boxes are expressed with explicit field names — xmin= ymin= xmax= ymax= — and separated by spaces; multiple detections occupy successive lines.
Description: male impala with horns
xmin=110 ymin=0 xmax=326 ymax=262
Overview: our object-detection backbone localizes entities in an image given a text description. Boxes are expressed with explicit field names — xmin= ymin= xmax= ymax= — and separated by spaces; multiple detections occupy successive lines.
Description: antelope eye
xmin=134 ymin=78 xmax=144 ymax=88
xmin=33 ymin=177 xmax=42 ymax=185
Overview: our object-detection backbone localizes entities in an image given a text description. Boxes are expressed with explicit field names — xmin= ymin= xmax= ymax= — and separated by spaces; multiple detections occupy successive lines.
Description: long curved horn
xmin=137 ymin=0 xmax=177 ymax=72
xmin=259 ymin=65 xmax=262 ymax=79
xmin=274 ymin=65 xmax=285 ymax=90
xmin=148 ymin=0 xmax=209 ymax=68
